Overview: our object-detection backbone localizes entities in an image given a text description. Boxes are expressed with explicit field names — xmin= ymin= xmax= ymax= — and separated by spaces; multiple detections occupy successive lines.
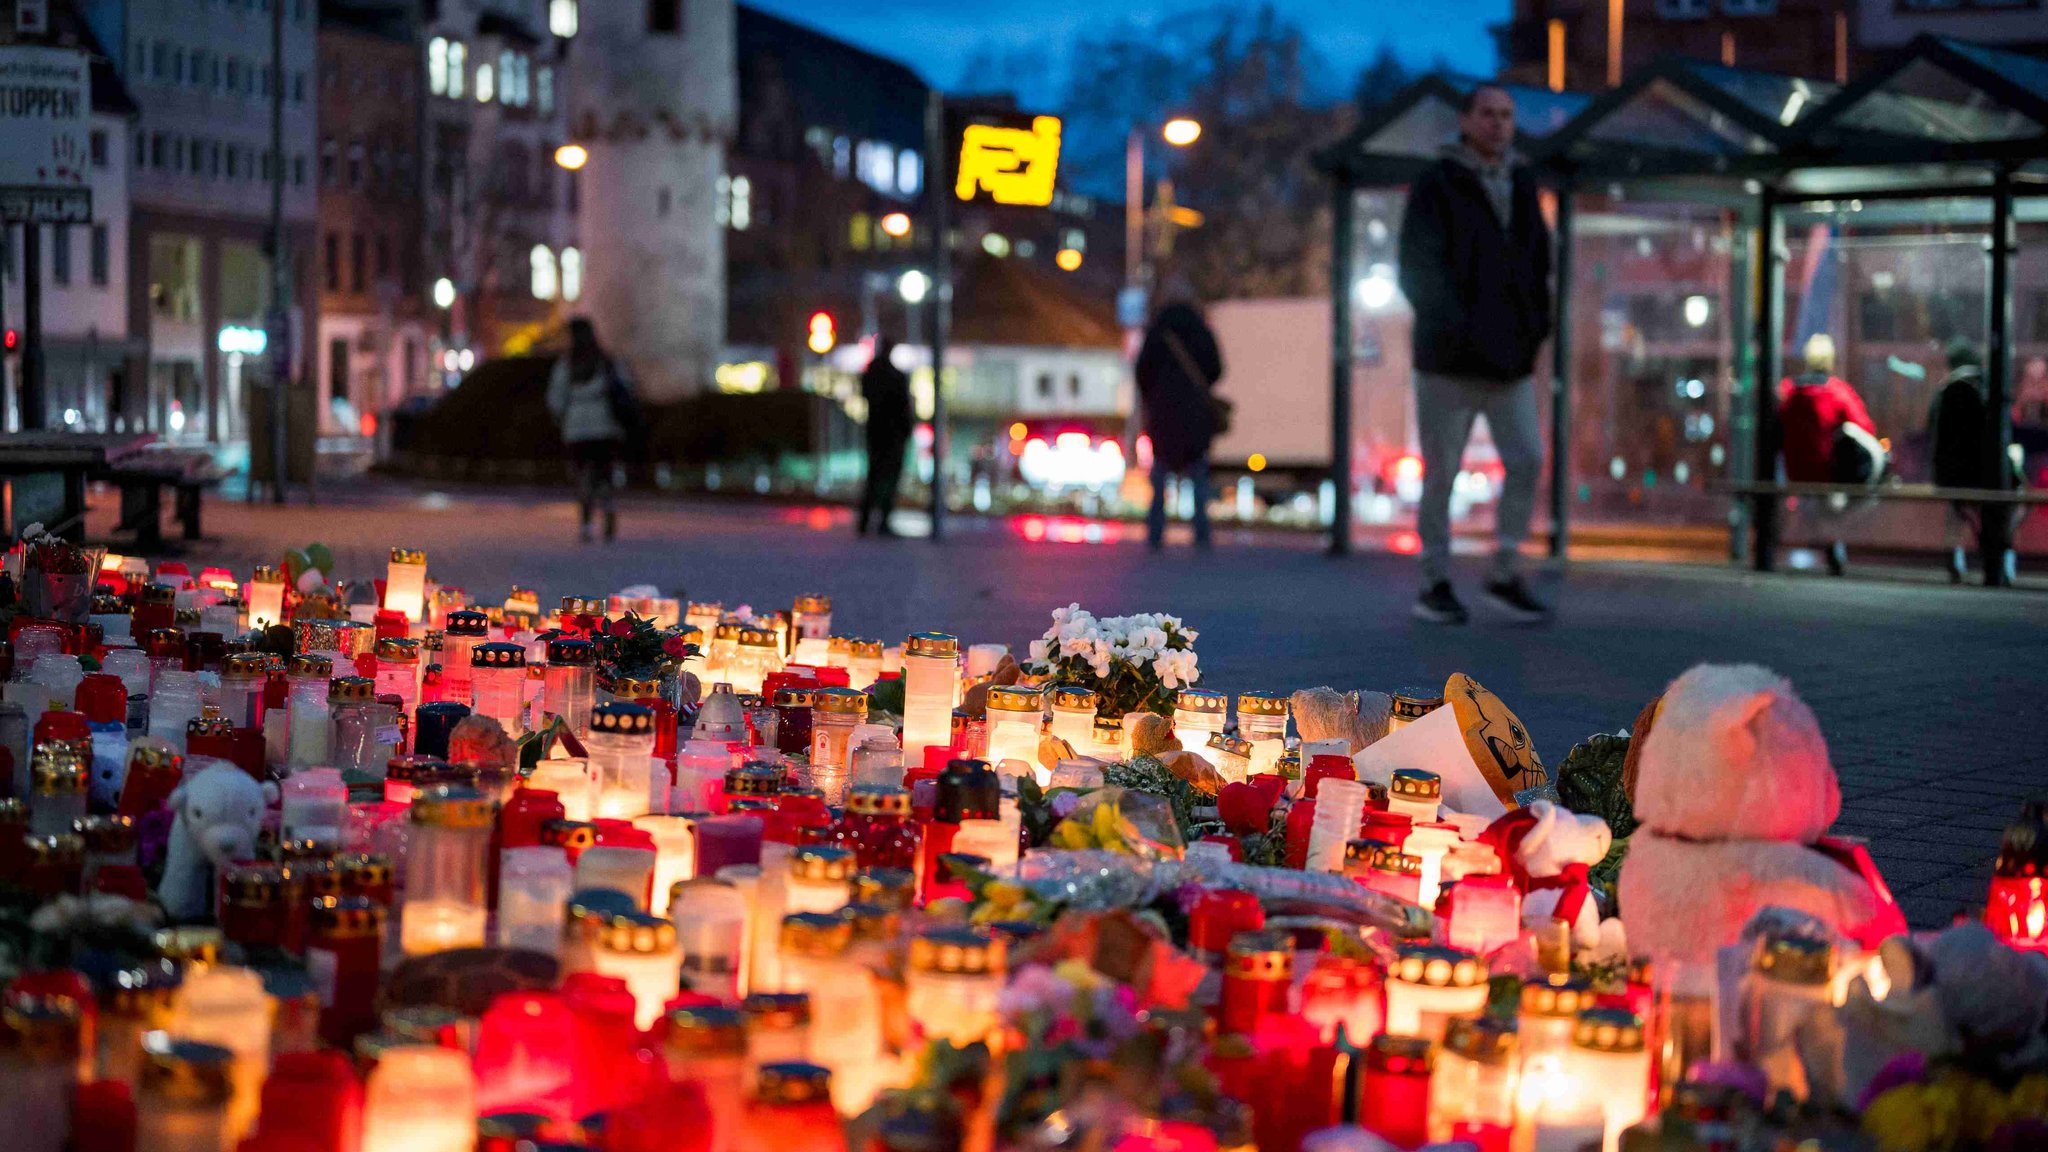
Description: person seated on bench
xmin=1778 ymin=334 xmax=1887 ymax=576
xmin=1928 ymin=340 xmax=2028 ymax=583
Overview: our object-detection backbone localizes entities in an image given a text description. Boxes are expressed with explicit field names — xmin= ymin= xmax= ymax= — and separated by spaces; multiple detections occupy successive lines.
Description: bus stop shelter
xmin=1316 ymin=34 xmax=2048 ymax=584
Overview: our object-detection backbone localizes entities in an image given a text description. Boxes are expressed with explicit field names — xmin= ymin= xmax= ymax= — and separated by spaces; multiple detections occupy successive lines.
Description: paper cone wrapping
xmin=1351 ymin=674 xmax=1544 ymax=818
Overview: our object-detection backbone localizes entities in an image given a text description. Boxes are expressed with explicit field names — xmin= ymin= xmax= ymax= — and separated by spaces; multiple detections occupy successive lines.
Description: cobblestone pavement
xmin=180 ymin=481 xmax=2048 ymax=928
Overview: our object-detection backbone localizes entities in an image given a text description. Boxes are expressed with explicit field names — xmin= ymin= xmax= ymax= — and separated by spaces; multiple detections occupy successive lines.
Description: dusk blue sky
xmin=744 ymin=0 xmax=1509 ymax=102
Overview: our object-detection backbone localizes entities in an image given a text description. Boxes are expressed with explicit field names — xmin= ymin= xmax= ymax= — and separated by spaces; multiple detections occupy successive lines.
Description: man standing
xmin=1397 ymin=84 xmax=1553 ymax=623
xmin=1134 ymin=287 xmax=1224 ymax=550
xmin=858 ymin=336 xmax=913 ymax=537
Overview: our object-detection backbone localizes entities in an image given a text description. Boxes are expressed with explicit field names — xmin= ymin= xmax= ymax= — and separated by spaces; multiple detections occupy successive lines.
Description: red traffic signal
xmin=3 ymin=329 xmax=17 ymax=353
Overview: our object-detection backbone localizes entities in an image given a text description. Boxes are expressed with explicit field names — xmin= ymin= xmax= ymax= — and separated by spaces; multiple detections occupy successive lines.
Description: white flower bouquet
xmin=1026 ymin=603 xmax=1200 ymax=719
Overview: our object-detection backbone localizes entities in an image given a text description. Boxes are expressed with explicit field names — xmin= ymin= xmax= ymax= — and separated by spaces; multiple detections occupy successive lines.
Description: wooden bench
xmin=0 ymin=433 xmax=155 ymax=543
xmin=101 ymin=449 xmax=224 ymax=550
xmin=1716 ymin=480 xmax=2048 ymax=583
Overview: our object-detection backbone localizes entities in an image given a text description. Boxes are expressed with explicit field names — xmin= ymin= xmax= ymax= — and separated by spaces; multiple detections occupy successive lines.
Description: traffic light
xmin=3 ymin=329 xmax=17 ymax=354
xmin=806 ymin=311 xmax=836 ymax=355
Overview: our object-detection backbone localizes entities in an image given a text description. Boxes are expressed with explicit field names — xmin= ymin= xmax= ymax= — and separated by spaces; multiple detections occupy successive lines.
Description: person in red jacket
xmin=1777 ymin=335 xmax=1881 ymax=574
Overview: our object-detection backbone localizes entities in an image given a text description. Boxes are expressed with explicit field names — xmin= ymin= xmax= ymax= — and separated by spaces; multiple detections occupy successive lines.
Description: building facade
xmin=2 ymin=8 xmax=139 ymax=433
xmin=315 ymin=2 xmax=429 ymax=441
xmin=82 ymin=0 xmax=321 ymax=446
xmin=419 ymin=0 xmax=577 ymax=365
xmin=567 ymin=0 xmax=733 ymax=402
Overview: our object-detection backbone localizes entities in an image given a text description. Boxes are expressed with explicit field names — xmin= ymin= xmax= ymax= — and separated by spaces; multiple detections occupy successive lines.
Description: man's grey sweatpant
xmin=1414 ymin=371 xmax=1544 ymax=586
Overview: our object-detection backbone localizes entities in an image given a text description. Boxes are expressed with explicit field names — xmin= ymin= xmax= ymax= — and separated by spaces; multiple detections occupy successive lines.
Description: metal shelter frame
xmin=1315 ymin=34 xmax=2048 ymax=584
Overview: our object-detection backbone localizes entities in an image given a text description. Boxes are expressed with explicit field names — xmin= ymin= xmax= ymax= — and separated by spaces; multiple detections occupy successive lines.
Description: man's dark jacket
xmin=1134 ymin=302 xmax=1224 ymax=472
xmin=862 ymin=356 xmax=913 ymax=448
xmin=1397 ymin=153 xmax=1554 ymax=382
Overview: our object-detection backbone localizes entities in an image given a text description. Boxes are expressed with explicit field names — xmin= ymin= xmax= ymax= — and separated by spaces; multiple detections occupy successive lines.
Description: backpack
xmin=1831 ymin=421 xmax=1887 ymax=485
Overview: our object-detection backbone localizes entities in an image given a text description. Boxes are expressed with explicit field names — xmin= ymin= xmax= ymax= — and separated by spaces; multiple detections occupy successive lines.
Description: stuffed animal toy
xmin=159 ymin=758 xmax=278 ymax=921
xmin=1619 ymin=663 xmax=1901 ymax=971
xmin=1483 ymin=800 xmax=1612 ymax=948
xmin=1289 ymin=688 xmax=1392 ymax=754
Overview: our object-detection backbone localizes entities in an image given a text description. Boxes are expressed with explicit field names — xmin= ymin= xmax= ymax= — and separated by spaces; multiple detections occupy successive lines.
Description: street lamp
xmin=1055 ymin=248 xmax=1083 ymax=272
xmin=897 ymin=269 xmax=931 ymax=305
xmin=1162 ymin=118 xmax=1202 ymax=147
xmin=879 ymin=211 xmax=912 ymax=238
xmin=432 ymin=278 xmax=457 ymax=310
xmin=554 ymin=143 xmax=588 ymax=171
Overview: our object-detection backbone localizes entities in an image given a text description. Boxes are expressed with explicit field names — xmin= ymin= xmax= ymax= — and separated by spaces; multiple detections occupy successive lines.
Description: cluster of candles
xmin=0 ymin=549 xmax=1769 ymax=1152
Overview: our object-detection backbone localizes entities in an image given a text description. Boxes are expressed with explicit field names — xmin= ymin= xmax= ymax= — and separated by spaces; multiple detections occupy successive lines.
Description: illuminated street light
xmin=1162 ymin=118 xmax=1202 ymax=147
xmin=807 ymin=311 xmax=837 ymax=355
xmin=554 ymin=143 xmax=589 ymax=171
xmin=879 ymin=211 xmax=912 ymax=238
xmin=897 ymin=269 xmax=931 ymax=304
xmin=432 ymin=278 xmax=457 ymax=309
xmin=1054 ymin=248 xmax=1083 ymax=272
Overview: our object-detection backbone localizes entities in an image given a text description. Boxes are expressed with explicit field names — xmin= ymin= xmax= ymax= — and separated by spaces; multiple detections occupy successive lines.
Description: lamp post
xmin=1122 ymin=116 xmax=1202 ymax=449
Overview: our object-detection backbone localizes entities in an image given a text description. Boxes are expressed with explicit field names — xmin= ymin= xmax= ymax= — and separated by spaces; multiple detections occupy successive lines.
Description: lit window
xmin=537 ymin=67 xmax=554 ymax=115
xmin=549 ymin=0 xmax=578 ymax=37
xmin=714 ymin=175 xmax=731 ymax=227
xmin=447 ymin=43 xmax=466 ymax=100
xmin=476 ymin=62 xmax=494 ymax=103
xmin=428 ymin=37 xmax=447 ymax=96
xmin=832 ymin=137 xmax=850 ymax=179
xmin=897 ymin=150 xmax=922 ymax=197
xmin=530 ymin=244 xmax=558 ymax=300
xmin=849 ymin=213 xmax=871 ymax=251
xmin=731 ymin=175 xmax=750 ymax=231
xmin=855 ymin=140 xmax=895 ymax=194
xmin=561 ymin=247 xmax=582 ymax=301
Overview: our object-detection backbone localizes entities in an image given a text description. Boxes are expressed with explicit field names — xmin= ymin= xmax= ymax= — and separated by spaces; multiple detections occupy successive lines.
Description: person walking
xmin=546 ymin=317 xmax=638 ymax=544
xmin=859 ymin=335 xmax=913 ymax=537
xmin=1777 ymin=333 xmax=1884 ymax=575
xmin=1397 ymin=83 xmax=1553 ymax=624
xmin=1134 ymin=289 xmax=1225 ymax=550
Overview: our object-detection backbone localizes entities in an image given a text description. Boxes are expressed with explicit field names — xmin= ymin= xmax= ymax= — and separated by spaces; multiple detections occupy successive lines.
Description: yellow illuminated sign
xmin=955 ymin=115 xmax=1062 ymax=207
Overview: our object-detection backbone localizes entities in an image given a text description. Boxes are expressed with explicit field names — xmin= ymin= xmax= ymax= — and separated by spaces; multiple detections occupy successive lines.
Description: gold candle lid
xmin=1364 ymin=1032 xmax=1434 ymax=1074
xmin=3 ymin=999 xmax=86 ymax=1063
xmin=908 ymin=927 xmax=1004 ymax=975
xmin=1206 ymin=732 xmax=1253 ymax=759
xmin=174 ymin=608 xmax=201 ymax=627
xmin=375 ymin=637 xmax=420 ymax=663
xmin=793 ymin=594 xmax=831 ymax=615
xmin=219 ymin=860 xmax=288 ymax=904
xmin=599 ymin=911 xmax=678 ymax=955
xmin=686 ymin=600 xmax=723 ymax=618
xmin=308 ymin=895 xmax=386 ymax=938
xmin=905 ymin=632 xmax=958 ymax=658
xmin=813 ymin=686 xmax=869 ymax=715
xmin=328 ymin=676 xmax=375 ymax=703
xmin=790 ymin=844 xmax=856 ymax=883
xmin=590 ymin=701 xmax=655 ymax=734
xmin=850 ymin=639 xmax=883 ymax=660
xmin=547 ymin=637 xmax=596 ymax=666
xmin=741 ymin=992 xmax=812 ymax=1030
xmin=249 ymin=565 xmax=285 ymax=585
xmin=1390 ymin=692 xmax=1445 ymax=721
xmin=772 ymin=687 xmax=816 ymax=708
xmin=221 ymin=652 xmax=270 ymax=679
xmin=1236 ymin=691 xmax=1288 ymax=717
xmin=1520 ymin=975 xmax=1596 ymax=1018
xmin=472 ymin=642 xmax=526 ymax=669
xmin=1369 ymin=844 xmax=1422 ymax=876
xmin=1756 ymin=933 xmax=1834 ymax=985
xmin=1174 ymin=689 xmax=1227 ymax=714
xmin=559 ymin=595 xmax=604 ymax=617
xmin=153 ymin=926 xmax=224 ymax=969
xmin=1223 ymin=929 xmax=1293 ymax=982
xmin=138 ymin=1032 xmax=235 ymax=1105
xmin=846 ymin=784 xmax=910 ymax=818
xmin=1275 ymin=750 xmax=1303 ymax=779
xmin=842 ymin=901 xmax=900 ymax=942
xmin=389 ymin=547 xmax=426 ymax=565
xmin=101 ymin=965 xmax=178 ymax=1021
xmin=1051 ymin=686 xmax=1100 ymax=711
xmin=31 ymin=746 xmax=87 ymax=793
xmin=779 ymin=911 xmax=853 ymax=956
xmin=1444 ymin=1015 xmax=1518 ymax=1064
xmin=1572 ymin=1007 xmax=1646 ymax=1053
xmin=853 ymin=867 xmax=915 ymax=910
xmin=1092 ymin=716 xmax=1123 ymax=742
xmin=24 ymin=832 xmax=84 ymax=866
xmin=1390 ymin=943 xmax=1487 ymax=988
xmin=664 ymin=1005 xmax=745 ymax=1055
xmin=738 ymin=628 xmax=778 ymax=649
xmin=1389 ymin=768 xmax=1442 ymax=801
xmin=725 ymin=764 xmax=783 ymax=796
xmin=337 ymin=852 xmax=393 ymax=891
xmin=444 ymin=610 xmax=490 ymax=637
xmin=713 ymin=623 xmax=744 ymax=642
xmin=755 ymin=1061 xmax=832 ymax=1105
xmin=410 ymin=784 xmax=496 ymax=828
xmin=287 ymin=653 xmax=334 ymax=678
xmin=986 ymin=685 xmax=1043 ymax=713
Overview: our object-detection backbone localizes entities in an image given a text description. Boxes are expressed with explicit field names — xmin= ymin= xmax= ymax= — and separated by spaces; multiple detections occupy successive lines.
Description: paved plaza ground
xmin=154 ymin=479 xmax=2048 ymax=928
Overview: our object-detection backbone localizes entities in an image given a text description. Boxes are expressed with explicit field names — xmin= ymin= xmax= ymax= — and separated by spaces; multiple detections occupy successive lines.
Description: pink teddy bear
xmin=1620 ymin=663 xmax=1904 ymax=975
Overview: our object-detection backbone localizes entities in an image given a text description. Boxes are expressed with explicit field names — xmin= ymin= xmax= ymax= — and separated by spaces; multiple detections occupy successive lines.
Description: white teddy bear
xmin=1512 ymin=799 xmax=1614 ymax=950
xmin=158 ymin=759 xmax=278 ymax=922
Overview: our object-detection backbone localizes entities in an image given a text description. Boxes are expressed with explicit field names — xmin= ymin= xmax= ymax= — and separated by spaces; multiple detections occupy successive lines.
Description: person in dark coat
xmin=1928 ymin=340 xmax=2026 ymax=582
xmin=1397 ymin=82 xmax=1553 ymax=624
xmin=859 ymin=336 xmax=914 ymax=537
xmin=1134 ymin=293 xmax=1223 ymax=549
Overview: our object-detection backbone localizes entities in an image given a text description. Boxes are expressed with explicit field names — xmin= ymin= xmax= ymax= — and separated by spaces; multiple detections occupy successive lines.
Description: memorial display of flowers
xmin=1 ymin=539 xmax=2043 ymax=1152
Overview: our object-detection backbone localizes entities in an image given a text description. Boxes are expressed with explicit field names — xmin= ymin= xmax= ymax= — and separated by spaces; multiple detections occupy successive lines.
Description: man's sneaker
xmin=1412 ymin=581 xmax=1469 ymax=625
xmin=1482 ymin=575 xmax=1550 ymax=622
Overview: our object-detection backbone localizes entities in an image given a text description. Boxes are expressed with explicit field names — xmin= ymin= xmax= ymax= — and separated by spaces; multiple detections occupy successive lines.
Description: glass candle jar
xmin=696 ymin=813 xmax=764 ymax=876
xmin=216 ymin=654 xmax=267 ymax=732
xmin=1187 ymin=887 xmax=1265 ymax=965
xmin=1566 ymin=1009 xmax=1651 ymax=1152
xmin=833 ymin=784 xmax=918 ymax=870
xmin=383 ymin=548 xmax=428 ymax=624
xmin=850 ymin=731 xmax=902 ymax=789
xmin=306 ymin=896 xmax=386 ymax=1050
xmin=1428 ymin=1015 xmax=1518 ymax=1151
xmin=846 ymin=639 xmax=883 ymax=691
xmin=589 ymin=701 xmax=659 ymax=820
xmin=898 ymin=633 xmax=958 ymax=768
xmin=1359 ymin=1033 xmax=1435 ymax=1151
xmin=470 ymin=642 xmax=528 ymax=733
xmin=326 ymin=678 xmax=393 ymax=778
xmin=1088 ymin=715 xmax=1124 ymax=761
xmin=784 ymin=845 xmax=855 ymax=915
xmin=980 ymin=685 xmax=1041 ymax=778
xmin=672 ymin=877 xmax=750 ymax=1002
xmin=361 ymin=1044 xmax=475 ymax=1152
xmin=22 ymin=831 xmax=84 ymax=899
xmin=136 ymin=1033 xmax=237 ymax=1152
xmin=524 ymin=757 xmax=593 ymax=822
xmin=808 ymin=687 xmax=867 ymax=786
xmin=590 ymin=911 xmax=683 ymax=1029
xmin=1235 ymin=691 xmax=1289 ymax=774
xmin=1387 ymin=769 xmax=1443 ymax=824
xmin=542 ymin=636 xmax=597 ymax=736
xmin=399 ymin=785 xmax=495 ymax=956
xmin=1299 ymin=951 xmax=1385 ymax=1046
xmin=29 ymin=745 xmax=88 ymax=838
xmin=853 ymin=867 xmax=915 ymax=913
xmin=1388 ymin=691 xmax=1444 ymax=734
xmin=144 ymin=629 xmax=188 ymax=688
xmin=1446 ymin=873 xmax=1524 ymax=957
xmin=1219 ymin=929 xmax=1292 ymax=1036
xmin=1384 ymin=944 xmax=1490 ymax=1042
xmin=1171 ymin=689 xmax=1228 ymax=757
xmin=772 ymin=687 xmax=815 ymax=757
xmin=634 ymin=814 xmax=698 ymax=915
xmin=738 ymin=1062 xmax=846 ymax=1148
xmin=281 ymin=768 xmax=348 ymax=852
xmin=663 ymin=1005 xmax=747 ymax=1152
xmin=905 ymin=927 xmax=1004 ymax=1046
xmin=791 ymin=595 xmax=832 ymax=664
xmin=438 ymin=610 xmax=488 ymax=709
xmin=742 ymin=993 xmax=813 ymax=1081
xmin=1349 ymin=841 xmax=1422 ymax=905
xmin=779 ymin=913 xmax=883 ymax=1114
xmin=282 ymin=655 xmax=333 ymax=770
xmin=244 ymin=566 xmax=287 ymax=630
xmin=372 ymin=637 xmax=421 ymax=721
xmin=0 ymin=995 xmax=84 ymax=1152
xmin=1205 ymin=733 xmax=1253 ymax=786
xmin=1045 ymin=686 xmax=1099 ymax=750
xmin=578 ymin=844 xmax=658 ymax=911
xmin=169 ymin=965 xmax=273 ymax=1143
xmin=496 ymin=845 xmax=574 ymax=955
xmin=98 ymin=964 xmax=177 ymax=1090
xmin=217 ymin=861 xmax=297 ymax=953
xmin=726 ymin=628 xmax=783 ymax=695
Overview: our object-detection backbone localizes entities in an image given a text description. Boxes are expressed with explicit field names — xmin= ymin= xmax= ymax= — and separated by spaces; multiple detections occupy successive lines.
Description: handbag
xmin=1162 ymin=330 xmax=1232 ymax=439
